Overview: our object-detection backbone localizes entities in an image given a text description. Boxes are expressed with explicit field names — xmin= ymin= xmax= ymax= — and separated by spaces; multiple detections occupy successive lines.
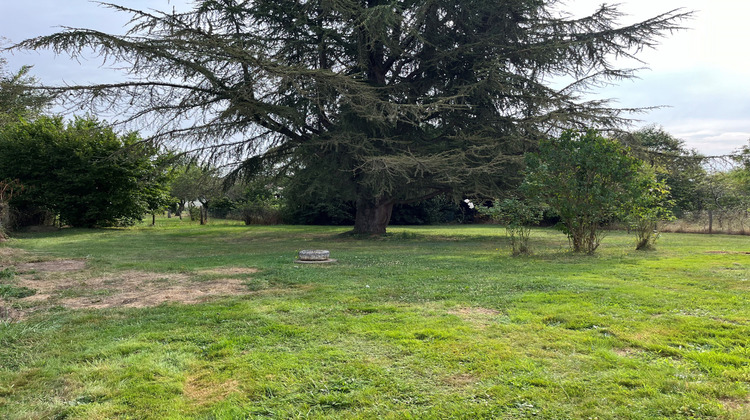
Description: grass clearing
xmin=0 ymin=219 xmax=748 ymax=419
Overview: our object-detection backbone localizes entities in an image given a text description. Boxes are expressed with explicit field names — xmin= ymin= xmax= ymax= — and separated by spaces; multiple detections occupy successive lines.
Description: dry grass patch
xmin=1 ymin=255 xmax=262 ymax=317
xmin=613 ymin=347 xmax=643 ymax=358
xmin=184 ymin=373 xmax=241 ymax=407
xmin=442 ymin=373 xmax=478 ymax=387
xmin=1 ymin=250 xmax=264 ymax=315
xmin=721 ymin=396 xmax=750 ymax=412
xmin=0 ymin=304 xmax=23 ymax=321
xmin=450 ymin=306 xmax=502 ymax=316
xmin=0 ymin=247 xmax=32 ymax=265
xmin=196 ymin=267 xmax=259 ymax=276
xmin=17 ymin=270 xmax=251 ymax=310
xmin=448 ymin=306 xmax=503 ymax=328
xmin=16 ymin=259 xmax=87 ymax=273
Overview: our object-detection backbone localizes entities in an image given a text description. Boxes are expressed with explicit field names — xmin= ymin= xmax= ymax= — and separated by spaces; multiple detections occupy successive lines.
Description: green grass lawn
xmin=0 ymin=219 xmax=748 ymax=419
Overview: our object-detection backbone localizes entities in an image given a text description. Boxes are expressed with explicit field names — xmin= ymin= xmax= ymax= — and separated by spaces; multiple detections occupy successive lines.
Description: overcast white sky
xmin=1 ymin=0 xmax=749 ymax=155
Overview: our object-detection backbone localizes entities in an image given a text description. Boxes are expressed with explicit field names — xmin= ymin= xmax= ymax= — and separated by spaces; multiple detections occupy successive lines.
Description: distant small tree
xmin=624 ymin=170 xmax=674 ymax=250
xmin=169 ymin=165 xmax=222 ymax=224
xmin=729 ymin=141 xmax=750 ymax=205
xmin=698 ymin=169 xmax=750 ymax=234
xmin=525 ymin=130 xmax=644 ymax=254
xmin=168 ymin=166 xmax=197 ymax=220
xmin=140 ymin=153 xmax=175 ymax=226
xmin=224 ymin=176 xmax=283 ymax=225
xmin=477 ymin=198 xmax=543 ymax=255
xmin=621 ymin=126 xmax=706 ymax=217
xmin=195 ymin=170 xmax=222 ymax=225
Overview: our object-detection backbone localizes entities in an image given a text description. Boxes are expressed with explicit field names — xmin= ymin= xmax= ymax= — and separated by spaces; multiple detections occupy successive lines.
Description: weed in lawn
xmin=0 ymin=284 xmax=36 ymax=299
xmin=0 ymin=267 xmax=16 ymax=279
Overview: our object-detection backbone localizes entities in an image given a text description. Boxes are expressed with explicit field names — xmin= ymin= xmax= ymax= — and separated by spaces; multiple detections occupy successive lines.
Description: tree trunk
xmin=200 ymin=203 xmax=208 ymax=225
xmin=0 ymin=202 xmax=9 ymax=242
xmin=708 ymin=209 xmax=713 ymax=234
xmin=353 ymin=197 xmax=395 ymax=235
xmin=151 ymin=212 xmax=156 ymax=226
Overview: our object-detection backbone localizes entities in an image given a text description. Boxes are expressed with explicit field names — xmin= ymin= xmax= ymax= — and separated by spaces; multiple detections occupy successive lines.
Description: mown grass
xmin=0 ymin=219 xmax=748 ymax=419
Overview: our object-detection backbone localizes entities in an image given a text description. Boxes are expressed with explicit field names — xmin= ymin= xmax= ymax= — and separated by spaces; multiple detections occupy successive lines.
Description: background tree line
xmin=3 ymin=1 xmax=750 ymax=244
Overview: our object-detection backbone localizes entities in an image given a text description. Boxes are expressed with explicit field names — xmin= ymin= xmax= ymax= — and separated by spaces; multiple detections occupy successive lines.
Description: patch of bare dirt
xmin=0 ymin=248 xmax=17 ymax=256
xmin=705 ymin=251 xmax=750 ymax=255
xmin=711 ymin=317 xmax=747 ymax=326
xmin=450 ymin=307 xmax=502 ymax=316
xmin=2 ymin=249 xmax=270 ymax=317
xmin=197 ymin=267 xmax=259 ymax=276
xmin=17 ymin=270 xmax=252 ymax=310
xmin=184 ymin=374 xmax=240 ymax=406
xmin=18 ymin=270 xmax=183 ymax=296
xmin=63 ymin=279 xmax=247 ymax=309
xmin=720 ymin=395 xmax=750 ymax=412
xmin=16 ymin=259 xmax=86 ymax=273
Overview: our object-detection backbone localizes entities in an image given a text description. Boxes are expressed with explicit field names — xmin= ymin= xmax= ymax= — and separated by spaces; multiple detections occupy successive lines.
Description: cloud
xmin=670 ymin=123 xmax=750 ymax=156
xmin=591 ymin=68 xmax=750 ymax=155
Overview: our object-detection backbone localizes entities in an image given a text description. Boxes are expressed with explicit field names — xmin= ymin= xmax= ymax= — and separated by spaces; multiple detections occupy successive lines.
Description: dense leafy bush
xmin=0 ymin=117 xmax=165 ymax=228
xmin=525 ymin=130 xmax=667 ymax=253
xmin=230 ymin=203 xmax=282 ymax=225
xmin=624 ymin=170 xmax=675 ymax=250
xmin=223 ymin=178 xmax=283 ymax=225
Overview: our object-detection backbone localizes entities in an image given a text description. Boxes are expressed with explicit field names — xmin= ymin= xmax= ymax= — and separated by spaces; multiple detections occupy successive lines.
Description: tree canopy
xmin=13 ymin=0 xmax=690 ymax=233
xmin=621 ymin=125 xmax=706 ymax=216
xmin=169 ymin=165 xmax=223 ymax=225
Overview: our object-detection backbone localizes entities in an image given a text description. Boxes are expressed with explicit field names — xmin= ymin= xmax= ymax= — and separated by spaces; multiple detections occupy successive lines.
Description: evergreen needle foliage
xmin=0 ymin=56 xmax=50 ymax=124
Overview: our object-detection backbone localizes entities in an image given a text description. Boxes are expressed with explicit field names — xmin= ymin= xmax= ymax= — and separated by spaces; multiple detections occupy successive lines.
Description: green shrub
xmin=524 ymin=130 xmax=662 ymax=254
xmin=624 ymin=173 xmax=675 ymax=250
xmin=0 ymin=116 xmax=166 ymax=228
xmin=477 ymin=198 xmax=543 ymax=255
xmin=229 ymin=203 xmax=282 ymax=225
